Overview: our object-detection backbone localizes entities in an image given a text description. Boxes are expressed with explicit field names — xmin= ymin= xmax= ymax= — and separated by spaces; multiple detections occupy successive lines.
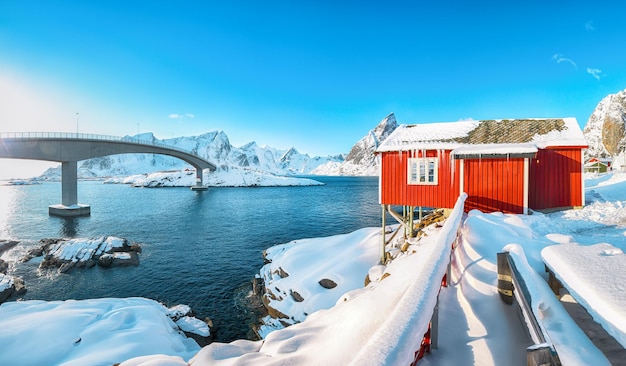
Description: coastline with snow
xmin=2 ymin=172 xmax=626 ymax=364
xmin=103 ymin=167 xmax=324 ymax=188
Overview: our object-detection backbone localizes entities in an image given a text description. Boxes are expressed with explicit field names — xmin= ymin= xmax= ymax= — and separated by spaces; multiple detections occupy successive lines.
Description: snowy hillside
xmin=312 ymin=113 xmax=398 ymax=176
xmin=583 ymin=88 xmax=626 ymax=160
xmin=40 ymin=131 xmax=343 ymax=180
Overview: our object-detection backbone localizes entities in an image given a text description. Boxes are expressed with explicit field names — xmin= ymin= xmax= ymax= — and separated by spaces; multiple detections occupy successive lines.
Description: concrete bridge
xmin=0 ymin=132 xmax=217 ymax=216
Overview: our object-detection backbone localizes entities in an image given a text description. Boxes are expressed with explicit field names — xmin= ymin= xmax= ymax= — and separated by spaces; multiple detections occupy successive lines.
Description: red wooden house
xmin=376 ymin=118 xmax=588 ymax=215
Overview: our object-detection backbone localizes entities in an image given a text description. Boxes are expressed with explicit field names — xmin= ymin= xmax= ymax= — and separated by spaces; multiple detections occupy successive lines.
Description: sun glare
xmin=0 ymin=72 xmax=75 ymax=133
xmin=0 ymin=159 xmax=56 ymax=180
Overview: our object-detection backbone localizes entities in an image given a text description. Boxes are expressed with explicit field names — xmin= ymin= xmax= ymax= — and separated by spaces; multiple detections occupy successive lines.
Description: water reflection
xmin=57 ymin=217 xmax=80 ymax=237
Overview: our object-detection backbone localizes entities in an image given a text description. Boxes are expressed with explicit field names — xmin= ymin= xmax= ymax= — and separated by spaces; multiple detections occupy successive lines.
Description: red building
xmin=376 ymin=118 xmax=588 ymax=215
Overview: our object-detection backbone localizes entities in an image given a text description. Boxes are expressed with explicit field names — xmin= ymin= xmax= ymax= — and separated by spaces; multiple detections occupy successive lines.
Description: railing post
xmin=527 ymin=345 xmax=554 ymax=366
xmin=431 ymin=295 xmax=439 ymax=350
xmin=497 ymin=252 xmax=514 ymax=305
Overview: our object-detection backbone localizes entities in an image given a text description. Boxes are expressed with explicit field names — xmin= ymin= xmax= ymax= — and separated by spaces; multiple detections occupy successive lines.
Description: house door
xmin=462 ymin=158 xmax=526 ymax=214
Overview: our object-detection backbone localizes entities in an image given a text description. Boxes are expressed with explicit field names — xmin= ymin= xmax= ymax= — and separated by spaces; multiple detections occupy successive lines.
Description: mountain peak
xmin=311 ymin=114 xmax=399 ymax=176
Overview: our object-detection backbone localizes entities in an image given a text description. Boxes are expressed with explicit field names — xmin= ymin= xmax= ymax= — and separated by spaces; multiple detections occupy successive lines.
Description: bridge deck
xmin=0 ymin=132 xmax=216 ymax=215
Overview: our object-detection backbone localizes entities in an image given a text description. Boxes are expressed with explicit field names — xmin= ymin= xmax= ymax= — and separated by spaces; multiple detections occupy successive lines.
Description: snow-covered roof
xmin=376 ymin=118 xmax=588 ymax=153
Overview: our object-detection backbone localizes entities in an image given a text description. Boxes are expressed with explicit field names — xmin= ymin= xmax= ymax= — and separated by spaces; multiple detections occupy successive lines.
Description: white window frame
xmin=408 ymin=157 xmax=439 ymax=185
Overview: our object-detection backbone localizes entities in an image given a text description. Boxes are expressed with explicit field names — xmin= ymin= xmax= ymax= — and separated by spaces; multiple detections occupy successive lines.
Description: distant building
xmin=376 ymin=118 xmax=588 ymax=215
xmin=584 ymin=158 xmax=611 ymax=173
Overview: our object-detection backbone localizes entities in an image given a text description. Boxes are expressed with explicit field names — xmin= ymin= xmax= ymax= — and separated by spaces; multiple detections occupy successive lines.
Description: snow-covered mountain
xmin=40 ymin=130 xmax=344 ymax=180
xmin=583 ymin=88 xmax=626 ymax=160
xmin=311 ymin=113 xmax=398 ymax=176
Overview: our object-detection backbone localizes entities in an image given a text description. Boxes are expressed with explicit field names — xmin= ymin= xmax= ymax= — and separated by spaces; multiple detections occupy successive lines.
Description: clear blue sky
xmin=1 ymin=0 xmax=625 ymax=159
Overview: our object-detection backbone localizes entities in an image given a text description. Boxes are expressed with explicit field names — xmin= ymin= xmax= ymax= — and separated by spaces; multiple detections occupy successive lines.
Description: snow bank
xmin=542 ymin=243 xmax=626 ymax=349
xmin=258 ymin=227 xmax=382 ymax=335
xmin=0 ymin=298 xmax=201 ymax=366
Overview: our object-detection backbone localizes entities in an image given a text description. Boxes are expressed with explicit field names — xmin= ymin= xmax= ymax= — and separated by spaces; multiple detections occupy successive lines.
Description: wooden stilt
xmin=381 ymin=204 xmax=387 ymax=264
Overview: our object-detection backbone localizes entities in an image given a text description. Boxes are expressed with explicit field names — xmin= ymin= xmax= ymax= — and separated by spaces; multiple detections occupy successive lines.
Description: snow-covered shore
xmin=103 ymin=168 xmax=324 ymax=188
xmin=2 ymin=172 xmax=626 ymax=365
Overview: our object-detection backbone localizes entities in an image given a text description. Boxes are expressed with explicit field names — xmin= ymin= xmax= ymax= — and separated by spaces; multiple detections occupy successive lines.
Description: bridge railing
xmin=0 ymin=132 xmax=201 ymax=159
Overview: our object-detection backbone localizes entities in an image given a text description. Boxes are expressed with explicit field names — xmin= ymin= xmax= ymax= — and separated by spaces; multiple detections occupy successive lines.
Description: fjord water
xmin=0 ymin=176 xmax=380 ymax=342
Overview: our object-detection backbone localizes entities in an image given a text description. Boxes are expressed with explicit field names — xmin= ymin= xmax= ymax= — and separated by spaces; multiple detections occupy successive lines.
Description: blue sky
xmin=1 ymin=0 xmax=625 ymax=162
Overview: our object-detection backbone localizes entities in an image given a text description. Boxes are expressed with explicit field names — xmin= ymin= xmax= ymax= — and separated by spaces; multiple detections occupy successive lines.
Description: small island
xmin=24 ymin=236 xmax=142 ymax=273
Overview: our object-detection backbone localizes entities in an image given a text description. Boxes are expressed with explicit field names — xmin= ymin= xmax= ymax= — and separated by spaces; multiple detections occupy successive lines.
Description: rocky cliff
xmin=583 ymin=89 xmax=626 ymax=160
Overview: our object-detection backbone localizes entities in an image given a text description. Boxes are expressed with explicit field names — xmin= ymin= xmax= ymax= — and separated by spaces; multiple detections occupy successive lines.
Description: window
xmin=408 ymin=158 xmax=438 ymax=185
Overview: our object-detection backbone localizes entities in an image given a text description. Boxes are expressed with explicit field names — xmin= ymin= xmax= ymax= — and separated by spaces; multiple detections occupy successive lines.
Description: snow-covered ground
xmin=0 ymin=298 xmax=207 ymax=366
xmin=2 ymin=172 xmax=626 ymax=365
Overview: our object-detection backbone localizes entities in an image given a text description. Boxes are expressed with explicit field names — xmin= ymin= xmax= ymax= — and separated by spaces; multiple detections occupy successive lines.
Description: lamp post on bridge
xmin=76 ymin=112 xmax=79 ymax=135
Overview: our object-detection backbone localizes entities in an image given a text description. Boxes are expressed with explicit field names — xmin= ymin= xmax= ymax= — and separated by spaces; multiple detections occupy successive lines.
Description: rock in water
xmin=0 ymin=273 xmax=26 ymax=304
xmin=0 ymin=240 xmax=18 ymax=256
xmin=32 ymin=236 xmax=141 ymax=273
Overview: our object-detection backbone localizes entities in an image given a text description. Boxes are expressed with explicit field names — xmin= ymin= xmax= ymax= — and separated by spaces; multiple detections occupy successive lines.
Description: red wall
xmin=380 ymin=150 xmax=459 ymax=209
xmin=463 ymin=158 xmax=525 ymax=214
xmin=529 ymin=148 xmax=583 ymax=210
xmin=380 ymin=147 xmax=584 ymax=214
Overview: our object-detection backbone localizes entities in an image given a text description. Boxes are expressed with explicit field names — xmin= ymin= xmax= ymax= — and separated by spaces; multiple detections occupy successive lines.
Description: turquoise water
xmin=0 ymin=176 xmax=380 ymax=341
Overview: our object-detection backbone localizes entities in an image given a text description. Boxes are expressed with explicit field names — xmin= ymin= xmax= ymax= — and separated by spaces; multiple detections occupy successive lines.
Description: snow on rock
xmin=0 ymin=273 xmax=26 ymax=303
xmin=0 ymin=240 xmax=27 ymax=303
xmin=583 ymin=88 xmax=626 ymax=160
xmin=257 ymin=227 xmax=382 ymax=336
xmin=542 ymin=243 xmax=626 ymax=349
xmin=28 ymin=236 xmax=141 ymax=273
xmin=0 ymin=298 xmax=202 ymax=366
xmin=176 ymin=317 xmax=211 ymax=338
xmin=166 ymin=304 xmax=211 ymax=339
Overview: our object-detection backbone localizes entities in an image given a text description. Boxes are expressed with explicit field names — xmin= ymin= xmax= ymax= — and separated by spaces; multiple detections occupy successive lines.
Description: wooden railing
xmin=498 ymin=246 xmax=610 ymax=366
xmin=353 ymin=193 xmax=467 ymax=365
xmin=497 ymin=251 xmax=561 ymax=365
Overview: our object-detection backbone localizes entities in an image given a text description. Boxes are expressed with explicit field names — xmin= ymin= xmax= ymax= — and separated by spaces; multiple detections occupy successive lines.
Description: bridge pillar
xmin=190 ymin=168 xmax=208 ymax=191
xmin=49 ymin=160 xmax=90 ymax=217
xmin=61 ymin=160 xmax=78 ymax=206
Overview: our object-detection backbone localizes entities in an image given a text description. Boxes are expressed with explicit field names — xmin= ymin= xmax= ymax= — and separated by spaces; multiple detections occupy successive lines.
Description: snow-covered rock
xmin=29 ymin=236 xmax=141 ymax=273
xmin=583 ymin=88 xmax=626 ymax=161
xmin=312 ymin=112 xmax=398 ymax=176
xmin=0 ymin=273 xmax=26 ymax=303
xmin=256 ymin=228 xmax=382 ymax=337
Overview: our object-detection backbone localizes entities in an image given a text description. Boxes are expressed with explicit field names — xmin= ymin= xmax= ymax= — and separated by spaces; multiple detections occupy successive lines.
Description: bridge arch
xmin=0 ymin=132 xmax=217 ymax=216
